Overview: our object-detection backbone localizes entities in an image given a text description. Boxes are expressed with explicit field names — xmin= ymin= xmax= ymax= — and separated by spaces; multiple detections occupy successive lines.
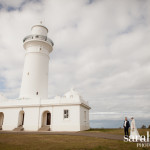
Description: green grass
xmin=0 ymin=129 xmax=150 ymax=150
xmin=86 ymin=128 xmax=150 ymax=136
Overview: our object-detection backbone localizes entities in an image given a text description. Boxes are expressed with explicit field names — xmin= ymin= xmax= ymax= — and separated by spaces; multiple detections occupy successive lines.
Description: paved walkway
xmin=0 ymin=131 xmax=123 ymax=141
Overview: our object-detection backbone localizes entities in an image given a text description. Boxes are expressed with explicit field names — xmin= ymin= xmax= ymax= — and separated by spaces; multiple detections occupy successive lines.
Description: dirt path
xmin=0 ymin=131 xmax=123 ymax=141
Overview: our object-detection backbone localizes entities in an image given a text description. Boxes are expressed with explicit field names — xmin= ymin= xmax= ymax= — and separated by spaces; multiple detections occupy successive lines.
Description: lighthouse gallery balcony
xmin=23 ymin=35 xmax=54 ymax=46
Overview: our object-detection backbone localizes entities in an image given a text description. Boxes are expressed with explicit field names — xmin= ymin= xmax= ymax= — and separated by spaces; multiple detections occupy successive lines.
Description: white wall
xmin=0 ymin=104 xmax=90 ymax=131
xmin=2 ymin=108 xmax=21 ymax=130
xmin=52 ymin=105 xmax=80 ymax=131
xmin=0 ymin=107 xmax=40 ymax=131
xmin=20 ymin=51 xmax=49 ymax=99
xmin=80 ymin=106 xmax=90 ymax=131
xmin=23 ymin=107 xmax=39 ymax=131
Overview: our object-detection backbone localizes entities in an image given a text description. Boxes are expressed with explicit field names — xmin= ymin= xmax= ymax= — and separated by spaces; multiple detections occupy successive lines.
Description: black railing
xmin=23 ymin=35 xmax=54 ymax=46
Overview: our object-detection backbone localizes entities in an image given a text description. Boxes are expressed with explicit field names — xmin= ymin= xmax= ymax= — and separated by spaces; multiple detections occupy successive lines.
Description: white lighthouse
xmin=19 ymin=24 xmax=54 ymax=99
xmin=0 ymin=24 xmax=90 ymax=132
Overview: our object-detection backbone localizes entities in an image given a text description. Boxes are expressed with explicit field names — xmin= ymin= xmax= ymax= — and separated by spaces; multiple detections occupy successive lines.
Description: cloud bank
xmin=0 ymin=0 xmax=150 ymax=121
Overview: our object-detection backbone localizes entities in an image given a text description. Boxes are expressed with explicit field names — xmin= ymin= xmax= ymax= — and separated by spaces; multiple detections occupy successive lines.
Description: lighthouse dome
xmin=31 ymin=24 xmax=48 ymax=36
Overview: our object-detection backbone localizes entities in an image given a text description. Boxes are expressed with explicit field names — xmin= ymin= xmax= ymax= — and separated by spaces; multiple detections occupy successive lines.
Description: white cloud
xmin=0 ymin=0 xmax=150 ymax=121
xmin=0 ymin=0 xmax=24 ymax=8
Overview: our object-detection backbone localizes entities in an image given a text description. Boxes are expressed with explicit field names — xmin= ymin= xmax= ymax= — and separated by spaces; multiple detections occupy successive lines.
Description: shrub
xmin=141 ymin=125 xmax=146 ymax=129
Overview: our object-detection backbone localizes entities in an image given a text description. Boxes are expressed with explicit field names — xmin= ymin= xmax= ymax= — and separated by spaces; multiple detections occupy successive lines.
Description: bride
xmin=130 ymin=117 xmax=140 ymax=141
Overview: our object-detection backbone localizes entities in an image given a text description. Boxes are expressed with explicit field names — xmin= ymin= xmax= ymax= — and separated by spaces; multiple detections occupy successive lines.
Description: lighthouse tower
xmin=19 ymin=24 xmax=54 ymax=99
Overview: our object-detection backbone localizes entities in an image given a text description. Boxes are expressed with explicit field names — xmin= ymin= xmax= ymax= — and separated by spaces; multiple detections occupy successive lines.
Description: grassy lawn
xmin=0 ymin=129 xmax=149 ymax=150
xmin=86 ymin=128 xmax=150 ymax=136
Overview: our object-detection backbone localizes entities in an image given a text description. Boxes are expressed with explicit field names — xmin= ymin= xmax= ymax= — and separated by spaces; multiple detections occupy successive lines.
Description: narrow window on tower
xmin=64 ymin=110 xmax=69 ymax=119
xmin=36 ymin=92 xmax=38 ymax=95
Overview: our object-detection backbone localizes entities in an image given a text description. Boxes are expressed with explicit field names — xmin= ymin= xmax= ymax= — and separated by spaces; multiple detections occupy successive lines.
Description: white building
xmin=0 ymin=24 xmax=91 ymax=131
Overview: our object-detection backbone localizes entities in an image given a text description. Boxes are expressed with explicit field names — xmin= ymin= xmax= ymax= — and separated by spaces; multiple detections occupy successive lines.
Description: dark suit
xmin=123 ymin=120 xmax=130 ymax=137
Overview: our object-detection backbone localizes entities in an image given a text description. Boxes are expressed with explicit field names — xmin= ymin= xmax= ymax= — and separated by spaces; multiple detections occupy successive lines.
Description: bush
xmin=141 ymin=125 xmax=146 ymax=129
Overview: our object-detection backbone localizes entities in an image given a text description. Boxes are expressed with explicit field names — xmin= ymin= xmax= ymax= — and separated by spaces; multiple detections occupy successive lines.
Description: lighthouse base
xmin=0 ymin=91 xmax=90 ymax=132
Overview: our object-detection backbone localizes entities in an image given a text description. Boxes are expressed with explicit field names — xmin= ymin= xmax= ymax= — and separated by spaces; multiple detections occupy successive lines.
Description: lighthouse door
xmin=0 ymin=112 xmax=4 ymax=130
xmin=42 ymin=111 xmax=51 ymax=127
xmin=47 ymin=113 xmax=51 ymax=125
xmin=18 ymin=111 xmax=25 ymax=127
xmin=22 ymin=113 xmax=24 ymax=125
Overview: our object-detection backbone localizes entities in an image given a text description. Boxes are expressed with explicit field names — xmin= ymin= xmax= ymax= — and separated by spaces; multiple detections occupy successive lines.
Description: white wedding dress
xmin=130 ymin=119 xmax=140 ymax=140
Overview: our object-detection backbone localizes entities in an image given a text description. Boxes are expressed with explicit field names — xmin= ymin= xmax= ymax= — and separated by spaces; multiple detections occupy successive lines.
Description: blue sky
xmin=0 ymin=0 xmax=150 ymax=122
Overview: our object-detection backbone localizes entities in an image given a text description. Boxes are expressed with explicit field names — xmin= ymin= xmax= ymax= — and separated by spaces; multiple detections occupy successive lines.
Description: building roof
xmin=64 ymin=88 xmax=80 ymax=98
xmin=0 ymin=89 xmax=90 ymax=110
xmin=0 ymin=94 xmax=7 ymax=101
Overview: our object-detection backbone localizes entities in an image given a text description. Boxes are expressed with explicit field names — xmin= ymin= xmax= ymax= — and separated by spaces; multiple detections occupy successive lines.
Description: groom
xmin=123 ymin=117 xmax=130 ymax=138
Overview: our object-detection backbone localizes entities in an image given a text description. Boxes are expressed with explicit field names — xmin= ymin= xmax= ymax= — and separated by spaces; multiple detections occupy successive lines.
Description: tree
xmin=141 ymin=125 xmax=146 ymax=129
xmin=148 ymin=125 xmax=150 ymax=129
